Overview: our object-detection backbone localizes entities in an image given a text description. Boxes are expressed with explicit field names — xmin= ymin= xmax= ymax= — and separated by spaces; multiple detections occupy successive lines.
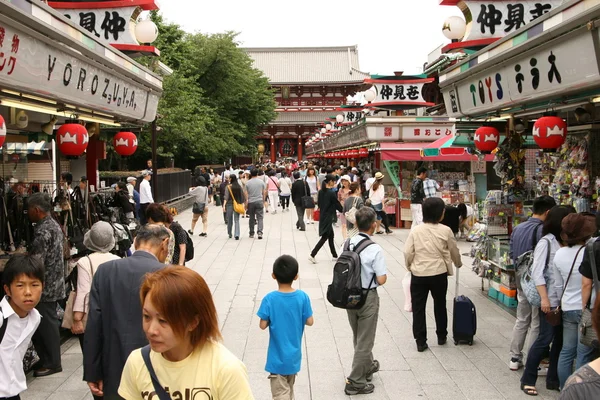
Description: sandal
xmin=520 ymin=384 xmax=538 ymax=396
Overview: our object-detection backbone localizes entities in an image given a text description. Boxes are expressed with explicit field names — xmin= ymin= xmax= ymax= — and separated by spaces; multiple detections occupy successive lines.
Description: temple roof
xmin=273 ymin=111 xmax=337 ymax=124
xmin=244 ymin=46 xmax=370 ymax=85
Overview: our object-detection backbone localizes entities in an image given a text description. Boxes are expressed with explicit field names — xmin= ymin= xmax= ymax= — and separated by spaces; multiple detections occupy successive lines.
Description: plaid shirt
xmin=423 ymin=179 xmax=440 ymax=198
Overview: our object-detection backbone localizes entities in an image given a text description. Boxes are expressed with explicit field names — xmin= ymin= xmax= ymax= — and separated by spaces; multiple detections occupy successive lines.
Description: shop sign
xmin=60 ymin=7 xmax=139 ymax=45
xmin=0 ymin=22 xmax=158 ymax=122
xmin=366 ymin=80 xmax=434 ymax=107
xmin=472 ymin=160 xmax=487 ymax=173
xmin=443 ymin=29 xmax=599 ymax=118
xmin=401 ymin=125 xmax=454 ymax=141
xmin=463 ymin=1 xmax=562 ymax=41
xmin=342 ymin=110 xmax=364 ymax=124
xmin=367 ymin=126 xmax=400 ymax=141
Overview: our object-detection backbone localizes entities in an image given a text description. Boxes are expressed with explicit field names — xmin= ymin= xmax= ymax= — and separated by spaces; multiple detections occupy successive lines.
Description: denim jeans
xmin=558 ymin=310 xmax=597 ymax=388
xmin=521 ymin=308 xmax=562 ymax=387
xmin=226 ymin=205 xmax=240 ymax=238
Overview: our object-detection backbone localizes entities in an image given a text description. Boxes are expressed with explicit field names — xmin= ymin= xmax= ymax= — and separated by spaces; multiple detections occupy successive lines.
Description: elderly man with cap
xmin=126 ymin=177 xmax=140 ymax=217
xmin=84 ymin=224 xmax=169 ymax=399
xmin=70 ymin=222 xmax=120 ymax=350
xmin=138 ymin=170 xmax=153 ymax=225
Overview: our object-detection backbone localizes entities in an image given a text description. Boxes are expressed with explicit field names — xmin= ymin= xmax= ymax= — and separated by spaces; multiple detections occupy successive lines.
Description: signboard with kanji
xmin=401 ymin=125 xmax=455 ymax=141
xmin=442 ymin=28 xmax=600 ymax=118
xmin=366 ymin=79 xmax=435 ymax=108
xmin=368 ymin=126 xmax=401 ymax=141
xmin=462 ymin=1 xmax=562 ymax=41
xmin=0 ymin=21 xmax=159 ymax=122
xmin=342 ymin=110 xmax=364 ymax=124
xmin=59 ymin=6 xmax=138 ymax=45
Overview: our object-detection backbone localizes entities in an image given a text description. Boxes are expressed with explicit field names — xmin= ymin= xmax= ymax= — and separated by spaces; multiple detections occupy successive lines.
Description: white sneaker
xmin=308 ymin=256 xmax=317 ymax=264
xmin=509 ymin=358 xmax=523 ymax=371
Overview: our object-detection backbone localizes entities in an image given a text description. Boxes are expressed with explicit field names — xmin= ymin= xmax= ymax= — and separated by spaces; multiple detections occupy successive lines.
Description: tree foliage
xmin=112 ymin=12 xmax=276 ymax=170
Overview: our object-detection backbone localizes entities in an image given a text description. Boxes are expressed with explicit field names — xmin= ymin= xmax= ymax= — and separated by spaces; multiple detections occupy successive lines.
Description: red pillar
xmin=270 ymin=136 xmax=276 ymax=163
xmin=297 ymin=136 xmax=303 ymax=161
xmin=86 ymin=135 xmax=105 ymax=191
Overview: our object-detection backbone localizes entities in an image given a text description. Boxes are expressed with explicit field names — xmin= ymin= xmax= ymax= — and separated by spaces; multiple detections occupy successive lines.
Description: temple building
xmin=244 ymin=46 xmax=370 ymax=162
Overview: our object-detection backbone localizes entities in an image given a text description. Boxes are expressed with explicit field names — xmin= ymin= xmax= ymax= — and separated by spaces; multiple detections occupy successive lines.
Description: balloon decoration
xmin=533 ymin=116 xmax=567 ymax=150
xmin=56 ymin=121 xmax=89 ymax=157
xmin=474 ymin=126 xmax=500 ymax=153
xmin=0 ymin=114 xmax=6 ymax=148
xmin=113 ymin=131 xmax=138 ymax=156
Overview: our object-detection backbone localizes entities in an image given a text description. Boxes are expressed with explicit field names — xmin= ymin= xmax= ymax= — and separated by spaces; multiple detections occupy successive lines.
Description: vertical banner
xmin=383 ymin=161 xmax=401 ymax=197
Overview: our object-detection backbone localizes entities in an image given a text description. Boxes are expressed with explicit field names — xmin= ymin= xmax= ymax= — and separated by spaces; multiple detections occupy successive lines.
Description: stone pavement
xmin=22 ymin=204 xmax=560 ymax=400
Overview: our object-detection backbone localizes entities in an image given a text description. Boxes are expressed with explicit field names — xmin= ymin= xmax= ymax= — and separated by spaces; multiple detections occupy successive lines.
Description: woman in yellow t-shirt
xmin=118 ymin=266 xmax=254 ymax=400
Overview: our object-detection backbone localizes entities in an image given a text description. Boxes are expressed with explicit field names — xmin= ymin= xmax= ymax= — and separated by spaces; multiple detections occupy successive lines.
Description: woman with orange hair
xmin=119 ymin=266 xmax=254 ymax=399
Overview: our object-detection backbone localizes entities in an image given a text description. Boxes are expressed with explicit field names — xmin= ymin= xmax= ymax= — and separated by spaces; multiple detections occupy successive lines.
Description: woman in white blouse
xmin=368 ymin=172 xmax=392 ymax=234
xmin=71 ymin=221 xmax=120 ymax=348
xmin=552 ymin=213 xmax=597 ymax=389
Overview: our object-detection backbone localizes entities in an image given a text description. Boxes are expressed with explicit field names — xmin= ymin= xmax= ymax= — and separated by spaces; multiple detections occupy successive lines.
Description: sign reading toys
xmin=365 ymin=78 xmax=435 ymax=108
xmin=442 ymin=29 xmax=600 ymax=118
xmin=462 ymin=1 xmax=563 ymax=41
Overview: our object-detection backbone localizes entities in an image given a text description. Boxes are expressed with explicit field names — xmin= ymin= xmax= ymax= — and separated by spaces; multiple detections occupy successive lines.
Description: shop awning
xmin=2 ymin=141 xmax=49 ymax=155
xmin=380 ymin=141 xmax=494 ymax=162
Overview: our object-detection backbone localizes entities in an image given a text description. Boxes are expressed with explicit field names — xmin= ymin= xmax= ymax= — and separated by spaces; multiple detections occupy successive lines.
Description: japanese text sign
xmin=401 ymin=125 xmax=455 ymax=141
xmin=0 ymin=22 xmax=158 ymax=122
xmin=59 ymin=7 xmax=139 ymax=45
xmin=367 ymin=81 xmax=434 ymax=108
xmin=463 ymin=1 xmax=562 ymax=41
xmin=442 ymin=29 xmax=600 ymax=118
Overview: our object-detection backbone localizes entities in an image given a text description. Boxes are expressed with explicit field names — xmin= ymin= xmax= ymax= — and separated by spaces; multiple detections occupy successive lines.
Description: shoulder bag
xmin=141 ymin=345 xmax=170 ymax=400
xmin=547 ymin=246 xmax=584 ymax=326
xmin=580 ymin=240 xmax=600 ymax=349
xmin=301 ymin=178 xmax=315 ymax=209
xmin=62 ymin=256 xmax=94 ymax=329
xmin=345 ymin=197 xmax=360 ymax=225
xmin=521 ymin=238 xmax=551 ymax=307
xmin=228 ymin=185 xmax=246 ymax=215
xmin=192 ymin=188 xmax=207 ymax=214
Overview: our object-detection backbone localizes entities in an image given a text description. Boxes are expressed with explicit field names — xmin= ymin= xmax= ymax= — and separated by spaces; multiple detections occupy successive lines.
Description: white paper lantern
xmin=336 ymin=114 xmax=344 ymax=123
xmin=135 ymin=19 xmax=159 ymax=44
xmin=442 ymin=16 xmax=466 ymax=41
xmin=364 ymin=89 xmax=377 ymax=102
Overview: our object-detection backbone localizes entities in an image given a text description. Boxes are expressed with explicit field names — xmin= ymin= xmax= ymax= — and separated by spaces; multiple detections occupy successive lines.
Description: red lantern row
xmin=533 ymin=116 xmax=567 ymax=150
xmin=57 ymin=121 xmax=89 ymax=157
xmin=324 ymin=148 xmax=369 ymax=159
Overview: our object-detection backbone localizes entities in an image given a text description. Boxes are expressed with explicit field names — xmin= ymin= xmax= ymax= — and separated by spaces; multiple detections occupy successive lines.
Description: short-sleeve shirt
xmin=578 ymin=238 xmax=600 ymax=307
xmin=345 ymin=233 xmax=387 ymax=288
xmin=257 ymin=290 xmax=313 ymax=375
xmin=245 ymin=178 xmax=266 ymax=203
xmin=267 ymin=176 xmax=279 ymax=192
xmin=189 ymin=186 xmax=208 ymax=204
xmin=118 ymin=342 xmax=254 ymax=400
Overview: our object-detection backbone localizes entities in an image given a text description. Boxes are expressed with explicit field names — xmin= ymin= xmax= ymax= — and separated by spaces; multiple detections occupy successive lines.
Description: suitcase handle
xmin=455 ymin=267 xmax=459 ymax=298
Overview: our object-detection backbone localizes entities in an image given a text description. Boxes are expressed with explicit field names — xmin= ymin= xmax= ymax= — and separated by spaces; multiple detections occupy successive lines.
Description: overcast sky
xmin=157 ymin=0 xmax=463 ymax=76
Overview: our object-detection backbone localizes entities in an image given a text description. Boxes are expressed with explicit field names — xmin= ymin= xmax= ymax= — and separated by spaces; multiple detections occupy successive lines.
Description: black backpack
xmin=185 ymin=232 xmax=194 ymax=262
xmin=0 ymin=312 xmax=8 ymax=344
xmin=327 ymin=236 xmax=375 ymax=309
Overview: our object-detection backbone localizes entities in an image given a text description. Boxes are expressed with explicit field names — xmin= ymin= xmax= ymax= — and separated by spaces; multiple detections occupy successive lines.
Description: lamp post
xmin=135 ymin=19 xmax=159 ymax=45
xmin=151 ymin=118 xmax=158 ymax=201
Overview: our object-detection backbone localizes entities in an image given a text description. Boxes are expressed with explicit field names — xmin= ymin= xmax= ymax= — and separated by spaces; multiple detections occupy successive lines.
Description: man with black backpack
xmin=509 ymin=196 xmax=556 ymax=371
xmin=331 ymin=207 xmax=387 ymax=395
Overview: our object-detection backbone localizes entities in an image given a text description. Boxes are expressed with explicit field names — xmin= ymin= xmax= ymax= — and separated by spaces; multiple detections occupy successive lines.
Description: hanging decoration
xmin=113 ymin=131 xmax=138 ymax=156
xmin=533 ymin=116 xmax=567 ymax=150
xmin=474 ymin=126 xmax=500 ymax=153
xmin=56 ymin=120 xmax=89 ymax=157
xmin=358 ymin=148 xmax=369 ymax=158
xmin=0 ymin=114 xmax=6 ymax=148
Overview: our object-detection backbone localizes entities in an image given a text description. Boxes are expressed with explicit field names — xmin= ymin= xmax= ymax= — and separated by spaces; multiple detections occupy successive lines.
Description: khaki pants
xmin=269 ymin=374 xmax=296 ymax=400
xmin=346 ymin=289 xmax=379 ymax=386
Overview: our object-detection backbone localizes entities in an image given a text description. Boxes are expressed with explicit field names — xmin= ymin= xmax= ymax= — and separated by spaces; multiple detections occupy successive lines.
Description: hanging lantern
xmin=0 ymin=114 xmax=6 ymax=148
xmin=113 ymin=131 xmax=138 ymax=156
xmin=533 ymin=116 xmax=567 ymax=150
xmin=348 ymin=149 xmax=359 ymax=158
xmin=474 ymin=126 xmax=500 ymax=153
xmin=56 ymin=120 xmax=89 ymax=157
xmin=358 ymin=147 xmax=369 ymax=158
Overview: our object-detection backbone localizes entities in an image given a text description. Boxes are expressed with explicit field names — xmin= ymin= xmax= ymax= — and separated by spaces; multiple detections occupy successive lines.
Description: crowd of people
xmin=2 ymin=161 xmax=600 ymax=400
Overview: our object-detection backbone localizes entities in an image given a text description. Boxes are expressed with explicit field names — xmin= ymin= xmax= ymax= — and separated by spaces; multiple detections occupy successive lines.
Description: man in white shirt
xmin=139 ymin=170 xmax=153 ymax=225
xmin=0 ymin=255 xmax=44 ymax=399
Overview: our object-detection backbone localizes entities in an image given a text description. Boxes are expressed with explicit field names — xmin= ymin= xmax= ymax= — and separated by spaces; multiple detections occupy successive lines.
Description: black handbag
xmin=192 ymin=188 xmax=208 ymax=214
xmin=301 ymin=178 xmax=315 ymax=209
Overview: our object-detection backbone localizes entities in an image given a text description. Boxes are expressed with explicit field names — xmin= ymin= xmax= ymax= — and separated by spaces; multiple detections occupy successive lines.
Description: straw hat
xmin=375 ymin=172 xmax=385 ymax=180
xmin=84 ymin=221 xmax=116 ymax=253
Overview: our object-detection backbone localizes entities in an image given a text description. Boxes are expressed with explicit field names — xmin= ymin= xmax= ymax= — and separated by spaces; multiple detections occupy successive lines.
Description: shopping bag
xmin=313 ymin=209 xmax=320 ymax=221
xmin=403 ymin=273 xmax=412 ymax=312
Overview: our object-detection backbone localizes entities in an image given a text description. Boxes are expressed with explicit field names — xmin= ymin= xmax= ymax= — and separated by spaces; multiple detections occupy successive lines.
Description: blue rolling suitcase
xmin=452 ymin=268 xmax=477 ymax=345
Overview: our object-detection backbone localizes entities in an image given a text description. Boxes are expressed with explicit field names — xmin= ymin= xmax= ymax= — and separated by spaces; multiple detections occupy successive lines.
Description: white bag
xmin=403 ymin=273 xmax=412 ymax=312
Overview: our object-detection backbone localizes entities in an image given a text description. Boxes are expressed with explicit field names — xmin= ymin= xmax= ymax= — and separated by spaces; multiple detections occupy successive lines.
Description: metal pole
xmin=151 ymin=118 xmax=158 ymax=202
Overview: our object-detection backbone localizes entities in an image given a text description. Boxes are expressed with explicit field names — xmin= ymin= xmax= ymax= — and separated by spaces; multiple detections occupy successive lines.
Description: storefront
xmin=439 ymin=0 xmax=600 ymax=309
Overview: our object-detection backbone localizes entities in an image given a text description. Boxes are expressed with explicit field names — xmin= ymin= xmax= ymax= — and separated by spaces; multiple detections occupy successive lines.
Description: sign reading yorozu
xmin=365 ymin=78 xmax=435 ymax=108
xmin=444 ymin=29 xmax=600 ymax=118
xmin=0 ymin=22 xmax=158 ymax=122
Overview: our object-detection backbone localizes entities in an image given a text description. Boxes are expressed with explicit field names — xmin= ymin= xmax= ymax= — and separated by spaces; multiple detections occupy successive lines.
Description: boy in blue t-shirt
xmin=257 ymin=255 xmax=314 ymax=399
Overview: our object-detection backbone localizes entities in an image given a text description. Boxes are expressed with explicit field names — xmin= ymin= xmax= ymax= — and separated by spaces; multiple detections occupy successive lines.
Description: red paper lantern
xmin=533 ymin=116 xmax=567 ymax=150
xmin=348 ymin=149 xmax=359 ymax=158
xmin=113 ymin=131 xmax=138 ymax=156
xmin=474 ymin=126 xmax=500 ymax=153
xmin=0 ymin=114 xmax=6 ymax=148
xmin=56 ymin=121 xmax=89 ymax=157
xmin=358 ymin=148 xmax=369 ymax=158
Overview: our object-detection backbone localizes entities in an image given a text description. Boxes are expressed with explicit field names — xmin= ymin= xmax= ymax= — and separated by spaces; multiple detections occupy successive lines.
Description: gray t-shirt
xmin=245 ymin=178 xmax=266 ymax=204
xmin=560 ymin=364 xmax=600 ymax=400
xmin=189 ymin=186 xmax=208 ymax=203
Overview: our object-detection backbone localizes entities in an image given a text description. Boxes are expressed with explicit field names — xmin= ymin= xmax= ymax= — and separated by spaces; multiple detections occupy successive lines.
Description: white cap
xmin=340 ymin=175 xmax=351 ymax=182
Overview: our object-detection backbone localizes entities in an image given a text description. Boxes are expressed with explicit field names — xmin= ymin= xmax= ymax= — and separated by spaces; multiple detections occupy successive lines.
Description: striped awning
xmin=2 ymin=141 xmax=49 ymax=155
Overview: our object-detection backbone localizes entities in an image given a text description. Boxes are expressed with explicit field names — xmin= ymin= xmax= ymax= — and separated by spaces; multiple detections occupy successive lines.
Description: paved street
xmin=22 ymin=204 xmax=559 ymax=400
